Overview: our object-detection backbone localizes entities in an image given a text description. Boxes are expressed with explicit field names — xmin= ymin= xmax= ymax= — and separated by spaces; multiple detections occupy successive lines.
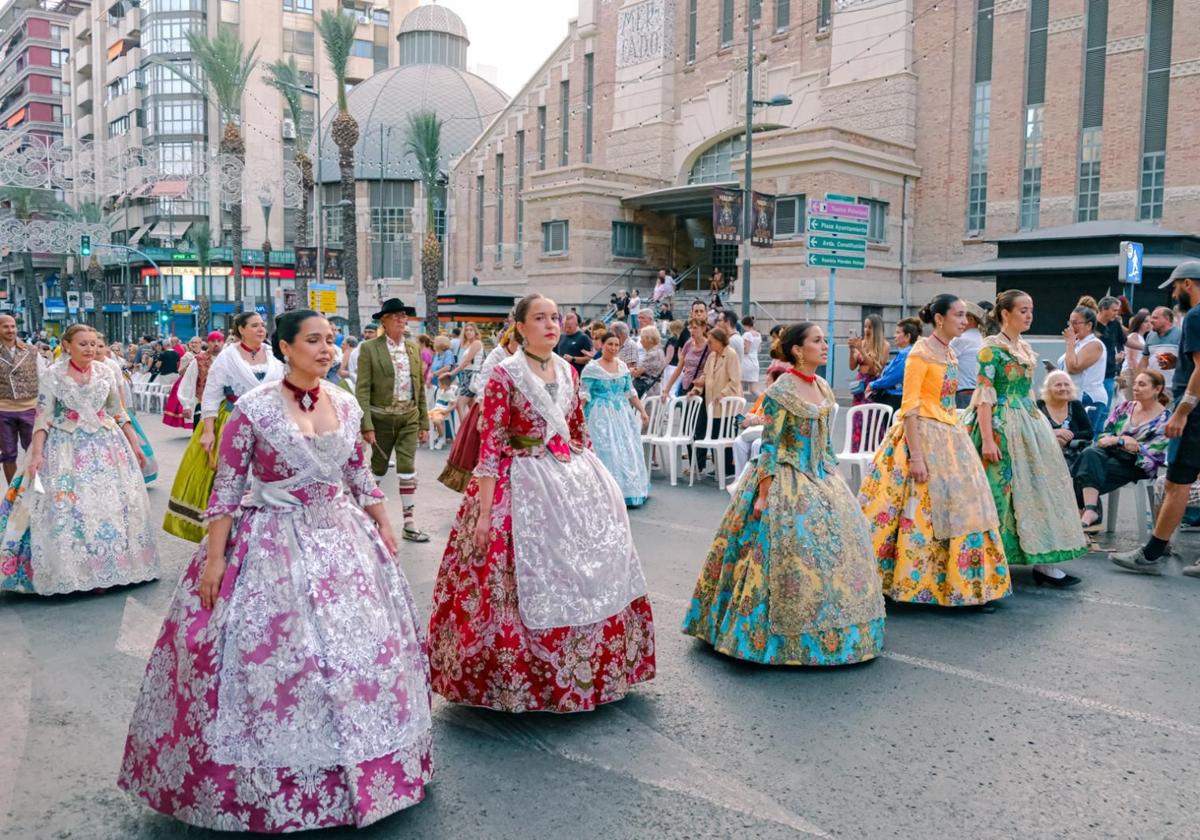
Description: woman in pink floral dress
xmin=119 ymin=311 xmax=432 ymax=831
xmin=428 ymin=293 xmax=656 ymax=713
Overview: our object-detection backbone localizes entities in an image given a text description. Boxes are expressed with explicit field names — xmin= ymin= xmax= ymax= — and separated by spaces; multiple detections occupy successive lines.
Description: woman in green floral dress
xmin=964 ymin=291 xmax=1089 ymax=587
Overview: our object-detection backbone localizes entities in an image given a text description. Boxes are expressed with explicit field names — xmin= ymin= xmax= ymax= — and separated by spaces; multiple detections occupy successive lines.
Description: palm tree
xmin=0 ymin=186 xmax=70 ymax=332
xmin=405 ymin=111 xmax=445 ymax=335
xmin=266 ymin=56 xmax=313 ymax=303
xmin=315 ymin=9 xmax=361 ymax=335
xmin=155 ymin=29 xmax=259 ymax=305
xmin=191 ymin=221 xmax=213 ymax=333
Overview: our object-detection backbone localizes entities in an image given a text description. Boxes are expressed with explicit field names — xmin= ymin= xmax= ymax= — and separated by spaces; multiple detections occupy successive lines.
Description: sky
xmin=445 ymin=0 xmax=577 ymax=96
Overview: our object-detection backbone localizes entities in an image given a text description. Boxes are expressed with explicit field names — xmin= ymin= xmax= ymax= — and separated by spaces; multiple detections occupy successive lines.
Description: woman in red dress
xmin=428 ymin=294 xmax=656 ymax=712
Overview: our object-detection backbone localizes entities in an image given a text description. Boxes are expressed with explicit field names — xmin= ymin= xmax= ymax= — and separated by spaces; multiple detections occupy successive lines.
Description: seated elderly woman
xmin=630 ymin=325 xmax=666 ymax=397
xmin=1072 ymin=370 xmax=1171 ymax=532
xmin=731 ymin=361 xmax=791 ymax=480
xmin=1036 ymin=369 xmax=1094 ymax=469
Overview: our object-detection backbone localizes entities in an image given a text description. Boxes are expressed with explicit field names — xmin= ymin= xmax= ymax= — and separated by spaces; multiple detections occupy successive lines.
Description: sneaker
xmin=1181 ymin=560 xmax=1200 ymax=579
xmin=1109 ymin=546 xmax=1165 ymax=576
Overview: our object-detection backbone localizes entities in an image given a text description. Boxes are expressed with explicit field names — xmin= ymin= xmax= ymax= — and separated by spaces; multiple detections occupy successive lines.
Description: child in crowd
xmin=429 ymin=371 xmax=459 ymax=450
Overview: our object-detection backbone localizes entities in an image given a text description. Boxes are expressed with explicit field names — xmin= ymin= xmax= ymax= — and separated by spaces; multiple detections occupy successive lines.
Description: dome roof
xmin=314 ymin=63 xmax=507 ymax=183
xmin=398 ymin=4 xmax=469 ymax=42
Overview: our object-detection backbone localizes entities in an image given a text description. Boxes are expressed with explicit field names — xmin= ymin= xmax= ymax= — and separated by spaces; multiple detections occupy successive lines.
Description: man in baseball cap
xmin=1112 ymin=260 xmax=1200 ymax=577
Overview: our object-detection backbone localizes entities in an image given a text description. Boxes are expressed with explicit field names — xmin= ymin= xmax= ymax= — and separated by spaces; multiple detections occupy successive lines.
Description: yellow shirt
xmin=898 ymin=338 xmax=958 ymax=425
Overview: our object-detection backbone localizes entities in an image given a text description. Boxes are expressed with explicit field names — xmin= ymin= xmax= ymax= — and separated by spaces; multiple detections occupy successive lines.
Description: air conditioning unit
xmin=282 ymin=118 xmax=296 ymax=140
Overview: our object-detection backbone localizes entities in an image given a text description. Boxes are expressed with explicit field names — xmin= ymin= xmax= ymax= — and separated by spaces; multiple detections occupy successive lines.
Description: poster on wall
xmin=751 ymin=191 xmax=775 ymax=247
xmin=322 ymin=249 xmax=343 ymax=280
xmin=294 ymin=247 xmax=318 ymax=280
xmin=712 ymin=187 xmax=743 ymax=243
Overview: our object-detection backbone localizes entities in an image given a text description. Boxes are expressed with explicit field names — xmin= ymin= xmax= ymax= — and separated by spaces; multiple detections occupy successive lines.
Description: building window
xmin=1077 ymin=127 xmax=1102 ymax=223
xmin=537 ymin=106 xmax=547 ymax=170
xmin=373 ymin=8 xmax=390 ymax=24
xmin=818 ymin=0 xmax=832 ymax=30
xmin=369 ymin=181 xmax=415 ymax=279
xmin=583 ymin=54 xmax=594 ymax=164
xmin=774 ymin=194 xmax=805 ymax=238
xmin=688 ymin=133 xmax=763 ymax=184
xmin=351 ymin=39 xmax=372 ymax=58
xmin=515 ymin=131 xmax=525 ymax=263
xmin=720 ymin=0 xmax=734 ymax=47
xmin=1139 ymin=0 xmax=1172 ymax=222
xmin=543 ymin=220 xmax=568 ymax=255
xmin=1020 ymin=104 xmax=1044 ymax=230
xmin=283 ymin=28 xmax=314 ymax=56
xmin=775 ymin=0 xmax=790 ymax=32
xmin=108 ymin=115 xmax=130 ymax=137
xmin=611 ymin=222 xmax=644 ymax=258
xmin=494 ymin=153 xmax=504 ymax=262
xmin=967 ymin=82 xmax=990 ymax=234
xmin=687 ymin=0 xmax=698 ymax=64
xmin=859 ymin=198 xmax=888 ymax=243
xmin=106 ymin=75 xmax=130 ymax=101
xmin=475 ymin=174 xmax=484 ymax=264
xmin=559 ymin=80 xmax=570 ymax=167
xmin=151 ymin=100 xmax=205 ymax=135
xmin=283 ymin=0 xmax=313 ymax=12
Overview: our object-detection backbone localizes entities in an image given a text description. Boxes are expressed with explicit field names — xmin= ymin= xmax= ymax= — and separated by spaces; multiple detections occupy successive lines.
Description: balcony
xmin=109 ymin=46 xmax=140 ymax=80
xmin=76 ymin=111 xmax=94 ymax=139
xmin=115 ymin=7 xmax=142 ymax=42
xmin=74 ymin=50 xmax=93 ymax=79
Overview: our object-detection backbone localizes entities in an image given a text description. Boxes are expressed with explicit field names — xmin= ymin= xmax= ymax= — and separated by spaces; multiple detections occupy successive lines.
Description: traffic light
xmin=80 ymin=235 xmax=91 ymax=257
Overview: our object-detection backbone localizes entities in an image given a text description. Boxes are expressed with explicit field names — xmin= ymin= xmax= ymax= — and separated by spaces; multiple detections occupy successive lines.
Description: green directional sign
xmin=808 ymin=216 xmax=870 ymax=236
xmin=807 ymin=252 xmax=866 ymax=270
xmin=808 ymin=234 xmax=866 ymax=253
xmin=824 ymin=192 xmax=857 ymax=204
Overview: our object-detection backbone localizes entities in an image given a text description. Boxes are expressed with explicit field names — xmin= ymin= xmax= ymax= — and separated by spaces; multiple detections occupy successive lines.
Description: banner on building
xmin=131 ymin=285 xmax=149 ymax=305
xmin=712 ymin=187 xmax=743 ymax=243
xmin=322 ymin=249 xmax=343 ymax=281
xmin=280 ymin=287 xmax=301 ymax=313
xmin=751 ymin=191 xmax=775 ymax=248
xmin=294 ymin=247 xmax=318 ymax=280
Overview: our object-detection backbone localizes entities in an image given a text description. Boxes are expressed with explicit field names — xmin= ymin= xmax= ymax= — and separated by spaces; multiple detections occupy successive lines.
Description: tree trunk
xmin=422 ymin=230 xmax=441 ymax=336
xmin=22 ymin=252 xmax=40 ymax=334
xmin=333 ymin=111 xmax=360 ymax=336
xmin=222 ymin=122 xmax=246 ymax=308
xmin=295 ymin=150 xmax=313 ymax=303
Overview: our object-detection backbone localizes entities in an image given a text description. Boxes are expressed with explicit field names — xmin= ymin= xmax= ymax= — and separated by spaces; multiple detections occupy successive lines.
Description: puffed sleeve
xmin=177 ymin=359 xmax=200 ymax=411
xmin=343 ymin=438 xmax=385 ymax=507
xmin=569 ymin=368 xmax=591 ymax=450
xmin=31 ymin=370 xmax=58 ymax=435
xmin=205 ymin=407 xmax=254 ymax=519
xmin=104 ymin=367 xmax=129 ymax=425
xmin=898 ymin=350 xmax=930 ymax=416
xmin=474 ymin=368 xmax=513 ymax=478
xmin=757 ymin=395 xmax=785 ymax=477
xmin=972 ymin=345 xmax=999 ymax=408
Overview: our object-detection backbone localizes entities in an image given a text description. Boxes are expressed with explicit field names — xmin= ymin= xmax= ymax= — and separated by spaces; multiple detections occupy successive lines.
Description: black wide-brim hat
xmin=372 ymin=298 xmax=417 ymax=320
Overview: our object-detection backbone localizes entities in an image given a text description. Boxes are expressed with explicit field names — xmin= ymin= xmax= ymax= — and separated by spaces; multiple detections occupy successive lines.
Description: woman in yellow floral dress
xmin=682 ymin=323 xmax=885 ymax=665
xmin=859 ymin=295 xmax=1011 ymax=608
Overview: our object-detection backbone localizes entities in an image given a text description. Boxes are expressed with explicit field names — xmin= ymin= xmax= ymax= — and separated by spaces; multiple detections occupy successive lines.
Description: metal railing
xmin=579 ymin=264 xmax=655 ymax=318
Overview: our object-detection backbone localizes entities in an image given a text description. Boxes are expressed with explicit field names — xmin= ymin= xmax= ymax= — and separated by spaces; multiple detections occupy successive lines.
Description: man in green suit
xmin=356 ymin=298 xmax=430 ymax=542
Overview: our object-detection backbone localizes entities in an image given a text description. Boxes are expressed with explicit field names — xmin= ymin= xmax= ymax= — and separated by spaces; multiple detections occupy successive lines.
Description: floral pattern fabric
xmin=859 ymin=345 xmax=1011 ymax=606
xmin=1097 ymin=401 xmax=1170 ymax=478
xmin=581 ymin=359 xmax=650 ymax=506
xmin=0 ymin=361 xmax=158 ymax=595
xmin=428 ymin=362 xmax=656 ymax=712
xmin=119 ymin=383 xmax=433 ymax=832
xmin=682 ymin=375 xmax=885 ymax=665
xmin=964 ymin=338 xmax=1088 ymax=566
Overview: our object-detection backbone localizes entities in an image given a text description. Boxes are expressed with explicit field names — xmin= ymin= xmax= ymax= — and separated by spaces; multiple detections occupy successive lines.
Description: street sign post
xmin=1119 ymin=240 xmax=1144 ymax=307
xmin=806 ymin=194 xmax=871 ymax=376
xmin=308 ymin=283 xmax=337 ymax=314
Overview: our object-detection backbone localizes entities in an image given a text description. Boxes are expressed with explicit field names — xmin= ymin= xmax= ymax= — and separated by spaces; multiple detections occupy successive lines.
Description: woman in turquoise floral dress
xmin=965 ymin=291 xmax=1088 ymax=587
xmin=581 ymin=333 xmax=651 ymax=506
xmin=682 ymin=323 xmax=885 ymax=666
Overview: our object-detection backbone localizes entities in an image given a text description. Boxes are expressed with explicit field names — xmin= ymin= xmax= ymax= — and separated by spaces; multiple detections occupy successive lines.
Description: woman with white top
xmin=163 ymin=312 xmax=284 ymax=542
xmin=1060 ymin=305 xmax=1107 ymax=434
xmin=451 ymin=322 xmax=484 ymax=422
xmin=740 ymin=315 xmax=762 ymax=396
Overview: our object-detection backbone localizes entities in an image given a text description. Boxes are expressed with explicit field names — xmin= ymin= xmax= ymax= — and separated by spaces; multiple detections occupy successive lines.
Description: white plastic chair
xmin=1105 ymin=478 xmax=1156 ymax=539
xmin=640 ymin=395 xmax=665 ymax=465
xmin=835 ymin=403 xmax=894 ymax=489
xmin=691 ymin=395 xmax=746 ymax=488
xmin=648 ymin=395 xmax=703 ymax=486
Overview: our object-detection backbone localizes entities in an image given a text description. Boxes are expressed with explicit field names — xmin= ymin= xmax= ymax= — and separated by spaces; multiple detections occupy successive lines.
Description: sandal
xmin=402 ymin=527 xmax=431 ymax=543
xmin=1080 ymin=503 xmax=1103 ymax=533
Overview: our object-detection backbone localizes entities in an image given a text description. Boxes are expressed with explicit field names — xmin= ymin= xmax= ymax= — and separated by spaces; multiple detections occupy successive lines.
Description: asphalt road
xmin=2 ymin=411 xmax=1198 ymax=840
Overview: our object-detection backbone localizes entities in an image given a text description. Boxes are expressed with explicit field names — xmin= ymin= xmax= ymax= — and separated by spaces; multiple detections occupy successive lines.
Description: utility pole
xmin=740 ymin=0 xmax=754 ymax=319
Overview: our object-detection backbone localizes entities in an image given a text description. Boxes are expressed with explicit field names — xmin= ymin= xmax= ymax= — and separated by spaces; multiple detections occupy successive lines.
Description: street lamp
xmin=258 ymin=185 xmax=274 ymax=330
xmin=740 ymin=0 xmax=793 ymax=319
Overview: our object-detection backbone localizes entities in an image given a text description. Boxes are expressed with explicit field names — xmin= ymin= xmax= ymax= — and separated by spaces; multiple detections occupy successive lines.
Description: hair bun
xmin=769 ymin=335 xmax=786 ymax=361
xmin=918 ymin=305 xmax=934 ymax=325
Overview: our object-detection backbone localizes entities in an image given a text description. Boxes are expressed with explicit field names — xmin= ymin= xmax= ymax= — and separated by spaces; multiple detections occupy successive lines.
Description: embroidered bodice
xmin=975 ymin=336 xmax=1038 ymax=410
xmin=580 ymin=360 xmax=634 ymax=411
xmin=207 ymin=383 xmax=384 ymax=520
xmin=759 ymin=374 xmax=838 ymax=480
xmin=34 ymin=360 xmax=127 ymax=435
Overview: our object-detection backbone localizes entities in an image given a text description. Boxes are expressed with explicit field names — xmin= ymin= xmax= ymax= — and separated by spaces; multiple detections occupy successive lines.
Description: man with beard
xmin=1112 ymin=261 xmax=1200 ymax=578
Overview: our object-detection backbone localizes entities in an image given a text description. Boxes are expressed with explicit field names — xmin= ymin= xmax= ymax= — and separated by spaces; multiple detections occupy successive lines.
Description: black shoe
xmin=974 ymin=602 xmax=998 ymax=613
xmin=1032 ymin=568 xmax=1082 ymax=588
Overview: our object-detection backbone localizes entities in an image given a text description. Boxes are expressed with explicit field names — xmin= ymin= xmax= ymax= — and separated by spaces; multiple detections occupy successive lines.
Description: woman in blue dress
xmin=682 ymin=322 xmax=885 ymax=665
xmin=580 ymin=332 xmax=651 ymax=506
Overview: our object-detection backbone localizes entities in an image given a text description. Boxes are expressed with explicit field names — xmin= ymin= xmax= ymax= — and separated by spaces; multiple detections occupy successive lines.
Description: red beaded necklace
xmin=282 ymin=377 xmax=320 ymax=412
xmin=789 ymin=367 xmax=817 ymax=383
xmin=68 ymin=359 xmax=90 ymax=374
xmin=240 ymin=342 xmax=262 ymax=361
xmin=931 ymin=332 xmax=951 ymax=349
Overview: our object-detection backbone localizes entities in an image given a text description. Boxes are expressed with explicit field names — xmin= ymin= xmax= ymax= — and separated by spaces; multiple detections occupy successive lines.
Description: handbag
xmin=633 ymin=370 xmax=662 ymax=398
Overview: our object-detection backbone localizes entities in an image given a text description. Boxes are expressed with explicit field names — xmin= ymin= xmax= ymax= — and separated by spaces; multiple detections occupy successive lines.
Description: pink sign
xmin=807 ymin=198 xmax=870 ymax=220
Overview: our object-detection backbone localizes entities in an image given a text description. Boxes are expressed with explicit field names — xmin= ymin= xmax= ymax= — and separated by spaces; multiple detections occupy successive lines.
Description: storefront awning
xmin=128 ymin=222 xmax=153 ymax=245
xmin=621 ymin=181 xmax=737 ymax=217
xmin=149 ymin=220 xmax=190 ymax=241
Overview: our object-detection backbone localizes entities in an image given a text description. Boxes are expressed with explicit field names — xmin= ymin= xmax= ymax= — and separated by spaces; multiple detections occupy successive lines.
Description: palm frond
xmin=315 ymin=9 xmax=357 ymax=110
xmin=265 ymin=56 xmax=308 ymax=148
xmin=404 ymin=110 xmax=443 ymax=190
xmin=181 ymin=28 xmax=260 ymax=121
xmin=190 ymin=221 xmax=212 ymax=268
xmin=0 ymin=186 xmax=70 ymax=221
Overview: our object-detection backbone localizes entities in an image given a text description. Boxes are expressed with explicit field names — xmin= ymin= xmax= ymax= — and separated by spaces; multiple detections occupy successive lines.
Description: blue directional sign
xmin=1119 ymin=240 xmax=1143 ymax=285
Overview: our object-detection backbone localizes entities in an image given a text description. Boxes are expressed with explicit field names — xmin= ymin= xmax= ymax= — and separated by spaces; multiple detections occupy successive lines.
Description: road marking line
xmin=882 ymin=651 xmax=1200 ymax=737
xmin=1018 ymin=587 xmax=1169 ymax=612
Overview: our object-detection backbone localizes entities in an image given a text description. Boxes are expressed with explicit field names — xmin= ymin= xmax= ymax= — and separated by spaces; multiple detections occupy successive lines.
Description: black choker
xmin=525 ymin=351 xmax=552 ymax=371
xmin=282 ymin=378 xmax=320 ymax=412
